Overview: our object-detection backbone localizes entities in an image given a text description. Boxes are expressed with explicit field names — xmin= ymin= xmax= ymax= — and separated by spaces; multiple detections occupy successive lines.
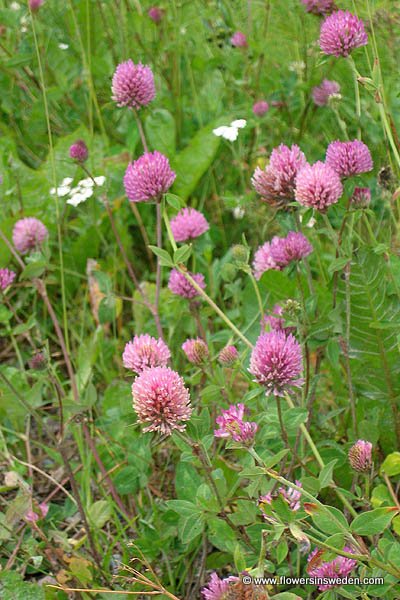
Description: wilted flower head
xmin=312 ymin=79 xmax=340 ymax=106
xmin=168 ymin=269 xmax=205 ymax=299
xmin=215 ymin=403 xmax=258 ymax=445
xmin=348 ymin=440 xmax=372 ymax=472
xmin=124 ymin=151 xmax=176 ymax=202
xmin=351 ymin=186 xmax=371 ymax=208
xmin=131 ymin=366 xmax=191 ymax=434
xmin=12 ymin=217 xmax=48 ymax=254
xmin=251 ymin=144 xmax=307 ymax=207
xmin=69 ymin=140 xmax=88 ymax=163
xmin=182 ymin=338 xmax=209 ymax=364
xmin=326 ymin=140 xmax=373 ymax=178
xmin=111 ymin=59 xmax=155 ymax=109
xmin=170 ymin=208 xmax=209 ymax=242
xmin=230 ymin=31 xmax=247 ymax=47
xmin=122 ymin=334 xmax=171 ymax=373
xmin=29 ymin=352 xmax=46 ymax=370
xmin=295 ymin=161 xmax=343 ymax=211
xmin=253 ymin=241 xmax=280 ymax=280
xmin=253 ymin=100 xmax=269 ymax=117
xmin=148 ymin=7 xmax=163 ymax=22
xmin=301 ymin=0 xmax=335 ymax=15
xmin=270 ymin=231 xmax=313 ymax=267
xmin=307 ymin=547 xmax=357 ymax=590
xmin=201 ymin=573 xmax=239 ymax=600
xmin=0 ymin=268 xmax=16 ymax=291
xmin=319 ymin=10 xmax=368 ymax=57
xmin=249 ymin=330 xmax=303 ymax=395
xmin=218 ymin=345 xmax=239 ymax=365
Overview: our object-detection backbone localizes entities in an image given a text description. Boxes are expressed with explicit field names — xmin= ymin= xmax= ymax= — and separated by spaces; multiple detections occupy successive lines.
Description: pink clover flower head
xmin=252 ymin=241 xmax=280 ymax=280
xmin=249 ymin=330 xmax=303 ymax=395
xmin=25 ymin=502 xmax=49 ymax=523
xmin=253 ymin=100 xmax=269 ymax=117
xmin=230 ymin=31 xmax=247 ymax=47
xmin=12 ymin=217 xmax=48 ymax=254
xmin=124 ymin=151 xmax=176 ymax=202
xmin=170 ymin=208 xmax=209 ymax=242
xmin=251 ymin=144 xmax=307 ymax=207
xmin=295 ymin=161 xmax=343 ymax=211
xmin=307 ymin=547 xmax=357 ymax=590
xmin=301 ymin=0 xmax=335 ymax=15
xmin=69 ymin=140 xmax=88 ymax=163
xmin=122 ymin=334 xmax=171 ymax=373
xmin=214 ymin=403 xmax=258 ymax=445
xmin=148 ymin=7 xmax=164 ymax=23
xmin=270 ymin=231 xmax=313 ymax=267
xmin=131 ymin=366 xmax=191 ymax=435
xmin=278 ymin=480 xmax=302 ymax=510
xmin=201 ymin=573 xmax=239 ymax=600
xmin=348 ymin=439 xmax=373 ymax=472
xmin=182 ymin=338 xmax=209 ymax=364
xmin=312 ymin=79 xmax=340 ymax=106
xmin=29 ymin=0 xmax=44 ymax=11
xmin=351 ymin=186 xmax=371 ymax=208
xmin=326 ymin=140 xmax=373 ymax=178
xmin=168 ymin=268 xmax=205 ymax=299
xmin=218 ymin=345 xmax=239 ymax=366
xmin=0 ymin=268 xmax=16 ymax=291
xmin=319 ymin=10 xmax=368 ymax=58
xmin=111 ymin=59 xmax=155 ymax=109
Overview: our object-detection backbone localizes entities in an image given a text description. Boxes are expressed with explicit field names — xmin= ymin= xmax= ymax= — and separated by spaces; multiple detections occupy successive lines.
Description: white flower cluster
xmin=213 ymin=119 xmax=247 ymax=142
xmin=50 ymin=176 xmax=106 ymax=207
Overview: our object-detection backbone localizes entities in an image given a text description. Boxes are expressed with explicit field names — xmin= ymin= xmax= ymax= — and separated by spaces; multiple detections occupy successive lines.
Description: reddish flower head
xmin=124 ymin=151 xmax=176 ymax=202
xmin=12 ymin=217 xmax=48 ymax=254
xmin=295 ymin=161 xmax=343 ymax=211
xmin=319 ymin=10 xmax=368 ymax=57
xmin=301 ymin=0 xmax=335 ymax=15
xmin=253 ymin=100 xmax=269 ymax=117
xmin=69 ymin=140 xmax=88 ymax=163
xmin=312 ymin=79 xmax=340 ymax=106
xmin=202 ymin=573 xmax=239 ymax=600
xmin=252 ymin=144 xmax=307 ymax=207
xmin=29 ymin=0 xmax=44 ymax=11
xmin=218 ymin=345 xmax=239 ymax=365
xmin=122 ymin=334 xmax=171 ymax=373
xmin=214 ymin=403 xmax=258 ymax=445
xmin=148 ymin=7 xmax=164 ymax=23
xmin=111 ymin=60 xmax=155 ymax=109
xmin=252 ymin=241 xmax=280 ymax=280
xmin=307 ymin=547 xmax=357 ymax=590
xmin=131 ymin=366 xmax=191 ymax=435
xmin=270 ymin=231 xmax=313 ymax=267
xmin=326 ymin=140 xmax=373 ymax=178
xmin=348 ymin=440 xmax=372 ymax=472
xmin=230 ymin=31 xmax=248 ymax=47
xmin=170 ymin=208 xmax=209 ymax=242
xmin=182 ymin=338 xmax=209 ymax=364
xmin=168 ymin=269 xmax=205 ymax=299
xmin=351 ymin=186 xmax=371 ymax=208
xmin=0 ymin=268 xmax=16 ymax=291
xmin=249 ymin=330 xmax=303 ymax=395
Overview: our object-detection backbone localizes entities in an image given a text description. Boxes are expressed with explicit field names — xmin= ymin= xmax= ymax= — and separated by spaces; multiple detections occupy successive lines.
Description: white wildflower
xmin=213 ymin=119 xmax=247 ymax=142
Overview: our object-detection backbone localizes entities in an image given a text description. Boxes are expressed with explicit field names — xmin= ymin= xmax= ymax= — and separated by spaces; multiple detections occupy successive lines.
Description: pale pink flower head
xmin=307 ymin=547 xmax=357 ymax=590
xmin=312 ymin=79 xmax=340 ymax=106
xmin=295 ymin=161 xmax=343 ymax=211
xmin=148 ymin=7 xmax=164 ymax=23
xmin=29 ymin=0 xmax=44 ymax=11
xmin=351 ymin=186 xmax=371 ymax=208
xmin=326 ymin=140 xmax=373 ymax=178
xmin=0 ymin=268 xmax=16 ymax=291
xmin=111 ymin=59 xmax=155 ymax=109
xmin=168 ymin=268 xmax=205 ymax=299
xmin=215 ymin=403 xmax=258 ymax=445
xmin=253 ymin=100 xmax=269 ymax=117
xmin=131 ymin=366 xmax=191 ymax=435
xmin=230 ymin=31 xmax=248 ymax=47
xmin=319 ymin=10 xmax=368 ymax=58
xmin=170 ymin=208 xmax=209 ymax=243
xmin=202 ymin=573 xmax=239 ymax=600
xmin=301 ymin=0 xmax=335 ymax=15
xmin=12 ymin=217 xmax=48 ymax=255
xmin=279 ymin=480 xmax=302 ymax=511
xmin=69 ymin=139 xmax=88 ymax=163
xmin=251 ymin=144 xmax=307 ymax=207
xmin=218 ymin=345 xmax=239 ymax=366
xmin=348 ymin=440 xmax=372 ymax=472
xmin=262 ymin=304 xmax=297 ymax=336
xmin=249 ymin=330 xmax=303 ymax=395
xmin=270 ymin=231 xmax=313 ymax=267
xmin=25 ymin=502 xmax=49 ymax=523
xmin=122 ymin=334 xmax=171 ymax=374
xmin=182 ymin=338 xmax=209 ymax=364
xmin=252 ymin=241 xmax=280 ymax=280
xmin=124 ymin=151 xmax=176 ymax=202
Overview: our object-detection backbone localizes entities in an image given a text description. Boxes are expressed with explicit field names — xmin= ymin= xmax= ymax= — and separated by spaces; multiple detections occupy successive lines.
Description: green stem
xmin=348 ymin=56 xmax=361 ymax=139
